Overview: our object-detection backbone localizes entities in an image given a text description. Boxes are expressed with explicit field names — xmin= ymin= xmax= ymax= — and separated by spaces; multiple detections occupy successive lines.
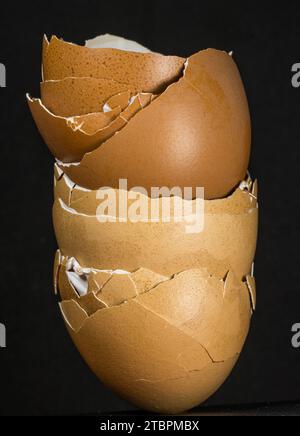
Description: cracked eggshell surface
xmin=59 ymin=266 xmax=252 ymax=414
xmin=27 ymin=34 xmax=256 ymax=414
xmin=40 ymin=77 xmax=140 ymax=117
xmin=27 ymin=36 xmax=252 ymax=199
xmin=57 ymin=48 xmax=251 ymax=199
xmin=53 ymin=172 xmax=258 ymax=279
xmin=27 ymin=92 xmax=152 ymax=162
xmin=42 ymin=35 xmax=185 ymax=93
xmin=55 ymin=255 xmax=170 ymax=309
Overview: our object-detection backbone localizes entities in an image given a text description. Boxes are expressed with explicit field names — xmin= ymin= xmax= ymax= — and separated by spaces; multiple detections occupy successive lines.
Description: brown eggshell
xmin=54 ymin=170 xmax=75 ymax=206
xmin=130 ymin=268 xmax=169 ymax=295
xmin=97 ymin=274 xmax=137 ymax=307
xmin=59 ymin=49 xmax=251 ymax=199
xmin=57 ymin=261 xmax=108 ymax=313
xmin=246 ymin=275 xmax=256 ymax=311
xmin=53 ymin=249 xmax=62 ymax=295
xmin=104 ymin=91 xmax=132 ymax=111
xmin=138 ymin=269 xmax=251 ymax=362
xmin=27 ymin=95 xmax=123 ymax=162
xmin=41 ymin=78 xmax=139 ymax=117
xmin=251 ymin=179 xmax=258 ymax=199
xmin=118 ymin=93 xmax=153 ymax=122
xmin=58 ymin=262 xmax=80 ymax=301
xmin=59 ymin=300 xmax=88 ymax=333
xmin=57 ymin=256 xmax=169 ymax=310
xmin=77 ymin=293 xmax=107 ymax=316
xmin=28 ymin=92 xmax=153 ymax=163
xmin=59 ymin=267 xmax=251 ymax=414
xmin=54 ymin=164 xmax=64 ymax=182
xmin=42 ymin=35 xmax=185 ymax=93
xmin=88 ymin=271 xmax=112 ymax=293
xmin=53 ymin=179 xmax=258 ymax=279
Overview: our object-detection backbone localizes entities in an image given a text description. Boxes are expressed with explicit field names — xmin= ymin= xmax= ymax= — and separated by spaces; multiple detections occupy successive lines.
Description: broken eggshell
xmin=27 ymin=92 xmax=153 ymax=162
xmin=40 ymin=78 xmax=140 ymax=117
xmin=27 ymin=36 xmax=252 ymax=199
xmin=42 ymin=35 xmax=185 ymax=93
xmin=53 ymin=172 xmax=258 ymax=280
xmin=59 ymin=266 xmax=253 ymax=414
xmin=55 ymin=254 xmax=169 ymax=309
xmin=28 ymin=33 xmax=257 ymax=414
xmin=57 ymin=48 xmax=251 ymax=199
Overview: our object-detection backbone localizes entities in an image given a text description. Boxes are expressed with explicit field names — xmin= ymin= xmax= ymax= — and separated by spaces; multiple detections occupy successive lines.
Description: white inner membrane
xmin=85 ymin=34 xmax=152 ymax=53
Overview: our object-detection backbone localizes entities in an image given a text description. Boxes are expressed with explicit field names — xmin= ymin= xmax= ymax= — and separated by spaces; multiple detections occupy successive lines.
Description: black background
xmin=0 ymin=0 xmax=300 ymax=416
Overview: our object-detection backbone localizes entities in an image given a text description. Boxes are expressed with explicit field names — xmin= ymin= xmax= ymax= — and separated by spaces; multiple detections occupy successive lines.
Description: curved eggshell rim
xmin=54 ymin=169 xmax=258 ymax=217
xmin=27 ymin=92 xmax=153 ymax=163
xmin=42 ymin=35 xmax=185 ymax=93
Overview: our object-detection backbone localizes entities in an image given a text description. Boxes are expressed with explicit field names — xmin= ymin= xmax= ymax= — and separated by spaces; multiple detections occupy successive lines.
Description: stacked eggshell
xmin=28 ymin=34 xmax=258 ymax=414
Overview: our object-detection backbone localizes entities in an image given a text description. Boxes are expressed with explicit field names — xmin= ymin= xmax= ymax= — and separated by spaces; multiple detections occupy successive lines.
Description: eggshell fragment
xmin=59 ymin=49 xmax=251 ymax=199
xmin=68 ymin=110 xmax=120 ymax=135
xmin=28 ymin=92 xmax=153 ymax=163
xmin=251 ymin=179 xmax=258 ymax=199
xmin=130 ymin=268 xmax=169 ymax=295
xmin=77 ymin=293 xmax=107 ymax=316
xmin=246 ymin=275 xmax=256 ymax=311
xmin=53 ymin=180 xmax=258 ymax=279
xmin=57 ymin=261 xmax=108 ymax=314
xmin=59 ymin=300 xmax=88 ymax=333
xmin=97 ymin=274 xmax=137 ymax=307
xmin=104 ymin=91 xmax=132 ymax=111
xmin=42 ymin=36 xmax=185 ymax=93
xmin=57 ymin=255 xmax=170 ymax=309
xmin=138 ymin=269 xmax=251 ymax=362
xmin=58 ymin=261 xmax=79 ymax=301
xmin=41 ymin=78 xmax=139 ymax=117
xmin=88 ymin=271 xmax=112 ymax=293
xmin=54 ymin=164 xmax=64 ymax=182
xmin=53 ymin=249 xmax=62 ymax=295
xmin=54 ymin=171 xmax=75 ymax=206
xmin=59 ymin=267 xmax=252 ymax=414
xmin=27 ymin=95 xmax=122 ymax=162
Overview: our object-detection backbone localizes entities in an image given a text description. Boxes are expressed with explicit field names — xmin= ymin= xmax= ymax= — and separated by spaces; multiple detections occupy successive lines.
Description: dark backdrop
xmin=0 ymin=0 xmax=300 ymax=416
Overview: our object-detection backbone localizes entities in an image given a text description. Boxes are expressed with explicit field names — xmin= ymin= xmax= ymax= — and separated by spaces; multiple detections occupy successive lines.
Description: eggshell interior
xmin=85 ymin=34 xmax=152 ymax=52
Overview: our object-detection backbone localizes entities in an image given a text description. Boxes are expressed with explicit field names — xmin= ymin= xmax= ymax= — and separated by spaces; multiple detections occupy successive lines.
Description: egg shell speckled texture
xmin=41 ymin=77 xmax=140 ymax=117
xmin=28 ymin=92 xmax=153 ymax=162
xmin=58 ymin=49 xmax=251 ymax=199
xmin=42 ymin=35 xmax=185 ymax=93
